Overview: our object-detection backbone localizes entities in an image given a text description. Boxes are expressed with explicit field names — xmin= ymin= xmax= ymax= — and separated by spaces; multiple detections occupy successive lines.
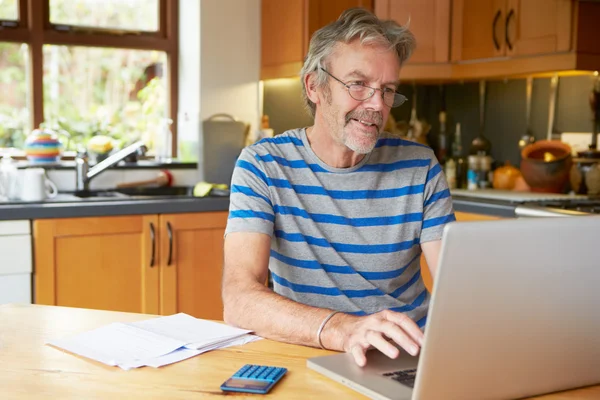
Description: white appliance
xmin=0 ymin=220 xmax=32 ymax=304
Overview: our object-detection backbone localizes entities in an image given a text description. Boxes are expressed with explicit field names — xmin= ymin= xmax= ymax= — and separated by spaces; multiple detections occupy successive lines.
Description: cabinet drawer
xmin=0 ymin=274 xmax=32 ymax=304
xmin=0 ymin=220 xmax=30 ymax=236
xmin=0 ymin=235 xmax=32 ymax=275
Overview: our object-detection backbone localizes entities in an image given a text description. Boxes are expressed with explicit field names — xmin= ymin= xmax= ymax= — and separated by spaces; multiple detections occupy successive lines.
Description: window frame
xmin=0 ymin=0 xmax=179 ymax=157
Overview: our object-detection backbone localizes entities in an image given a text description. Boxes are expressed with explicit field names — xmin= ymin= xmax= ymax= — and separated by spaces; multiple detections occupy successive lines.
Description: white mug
xmin=20 ymin=168 xmax=58 ymax=202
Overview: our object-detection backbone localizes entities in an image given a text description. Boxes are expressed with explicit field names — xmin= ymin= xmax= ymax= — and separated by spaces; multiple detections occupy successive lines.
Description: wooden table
xmin=1 ymin=304 xmax=599 ymax=399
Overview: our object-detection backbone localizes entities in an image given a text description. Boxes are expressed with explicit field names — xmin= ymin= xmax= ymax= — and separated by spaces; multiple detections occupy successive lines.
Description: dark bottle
xmin=451 ymin=123 xmax=468 ymax=189
xmin=436 ymin=111 xmax=448 ymax=166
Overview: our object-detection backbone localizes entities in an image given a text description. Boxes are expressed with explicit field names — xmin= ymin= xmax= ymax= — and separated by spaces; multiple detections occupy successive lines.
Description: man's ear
xmin=304 ymin=72 xmax=321 ymax=105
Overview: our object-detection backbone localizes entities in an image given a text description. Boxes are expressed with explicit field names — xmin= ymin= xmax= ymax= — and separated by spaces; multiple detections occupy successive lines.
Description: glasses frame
xmin=320 ymin=67 xmax=407 ymax=108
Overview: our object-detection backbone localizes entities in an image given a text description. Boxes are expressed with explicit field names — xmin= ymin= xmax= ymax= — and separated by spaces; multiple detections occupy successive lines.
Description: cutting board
xmin=450 ymin=189 xmax=586 ymax=203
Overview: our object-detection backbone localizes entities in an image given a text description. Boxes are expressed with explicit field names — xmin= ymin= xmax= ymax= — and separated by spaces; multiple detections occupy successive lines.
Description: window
xmin=0 ymin=0 xmax=178 ymax=157
xmin=0 ymin=0 xmax=18 ymax=22
xmin=0 ymin=42 xmax=29 ymax=148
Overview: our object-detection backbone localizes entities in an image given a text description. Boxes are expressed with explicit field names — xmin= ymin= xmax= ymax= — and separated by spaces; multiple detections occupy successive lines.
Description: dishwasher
xmin=0 ymin=220 xmax=32 ymax=304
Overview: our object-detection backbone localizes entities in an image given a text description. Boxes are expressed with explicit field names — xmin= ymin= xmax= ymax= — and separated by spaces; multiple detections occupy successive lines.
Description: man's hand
xmin=327 ymin=310 xmax=425 ymax=367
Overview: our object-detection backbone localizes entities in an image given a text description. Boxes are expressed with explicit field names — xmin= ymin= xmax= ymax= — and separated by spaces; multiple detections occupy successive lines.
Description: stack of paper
xmin=47 ymin=313 xmax=261 ymax=370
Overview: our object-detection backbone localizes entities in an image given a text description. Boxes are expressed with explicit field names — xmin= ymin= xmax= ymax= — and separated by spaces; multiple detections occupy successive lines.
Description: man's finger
xmin=351 ymin=344 xmax=368 ymax=367
xmin=366 ymin=331 xmax=400 ymax=359
xmin=377 ymin=320 xmax=420 ymax=356
xmin=384 ymin=311 xmax=425 ymax=345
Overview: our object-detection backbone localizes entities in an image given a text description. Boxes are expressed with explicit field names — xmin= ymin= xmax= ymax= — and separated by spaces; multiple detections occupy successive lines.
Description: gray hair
xmin=300 ymin=8 xmax=416 ymax=118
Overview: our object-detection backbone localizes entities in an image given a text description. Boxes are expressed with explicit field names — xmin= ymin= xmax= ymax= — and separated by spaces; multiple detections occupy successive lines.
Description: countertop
xmin=0 ymin=195 xmax=230 ymax=220
xmin=2 ymin=190 xmax=584 ymax=221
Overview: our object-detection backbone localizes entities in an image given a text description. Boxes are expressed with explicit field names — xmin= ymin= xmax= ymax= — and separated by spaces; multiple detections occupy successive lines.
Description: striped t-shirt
xmin=225 ymin=128 xmax=455 ymax=328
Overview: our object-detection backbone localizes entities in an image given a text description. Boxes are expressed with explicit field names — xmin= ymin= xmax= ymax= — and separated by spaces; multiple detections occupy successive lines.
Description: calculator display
xmin=223 ymin=377 xmax=271 ymax=390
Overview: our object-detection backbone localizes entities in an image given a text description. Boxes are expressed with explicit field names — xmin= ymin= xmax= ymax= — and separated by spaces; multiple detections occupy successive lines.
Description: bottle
xmin=451 ymin=123 xmax=467 ymax=189
xmin=435 ymin=111 xmax=448 ymax=166
xmin=444 ymin=157 xmax=457 ymax=189
xmin=467 ymin=154 xmax=480 ymax=190
xmin=155 ymin=118 xmax=173 ymax=162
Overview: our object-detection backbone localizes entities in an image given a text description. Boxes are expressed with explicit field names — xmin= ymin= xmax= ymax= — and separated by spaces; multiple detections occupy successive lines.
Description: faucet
xmin=75 ymin=141 xmax=147 ymax=192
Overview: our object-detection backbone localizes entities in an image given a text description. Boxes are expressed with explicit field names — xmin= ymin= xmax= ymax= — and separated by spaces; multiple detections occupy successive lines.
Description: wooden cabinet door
xmin=451 ymin=0 xmax=507 ymax=61
xmin=307 ymin=0 xmax=374 ymax=39
xmin=261 ymin=0 xmax=306 ymax=78
xmin=375 ymin=0 xmax=450 ymax=64
xmin=505 ymin=0 xmax=572 ymax=57
xmin=261 ymin=0 xmax=373 ymax=79
xmin=159 ymin=212 xmax=228 ymax=320
xmin=34 ymin=215 xmax=159 ymax=313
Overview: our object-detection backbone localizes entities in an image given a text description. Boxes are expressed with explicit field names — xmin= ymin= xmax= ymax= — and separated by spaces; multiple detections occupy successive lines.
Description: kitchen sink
xmin=70 ymin=185 xmax=229 ymax=200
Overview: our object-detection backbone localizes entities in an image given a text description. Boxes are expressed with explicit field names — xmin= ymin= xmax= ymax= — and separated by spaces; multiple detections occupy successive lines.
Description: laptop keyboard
xmin=382 ymin=368 xmax=417 ymax=388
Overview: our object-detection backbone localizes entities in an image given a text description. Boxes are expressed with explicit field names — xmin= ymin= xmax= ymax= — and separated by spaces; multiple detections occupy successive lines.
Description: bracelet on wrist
xmin=316 ymin=310 xmax=339 ymax=350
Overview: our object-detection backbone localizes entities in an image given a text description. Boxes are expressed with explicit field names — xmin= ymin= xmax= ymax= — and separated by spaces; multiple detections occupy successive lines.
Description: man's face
xmin=318 ymin=40 xmax=401 ymax=154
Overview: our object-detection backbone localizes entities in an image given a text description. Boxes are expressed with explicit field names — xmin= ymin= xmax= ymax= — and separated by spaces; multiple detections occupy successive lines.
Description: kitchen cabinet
xmin=420 ymin=211 xmax=503 ymax=292
xmin=375 ymin=0 xmax=450 ymax=65
xmin=34 ymin=212 xmax=227 ymax=320
xmin=261 ymin=0 xmax=374 ymax=80
xmin=452 ymin=0 xmax=571 ymax=62
xmin=451 ymin=0 xmax=600 ymax=79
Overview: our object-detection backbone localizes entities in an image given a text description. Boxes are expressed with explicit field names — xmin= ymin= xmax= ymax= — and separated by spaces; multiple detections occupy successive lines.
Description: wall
xmin=263 ymin=74 xmax=599 ymax=167
xmin=179 ymin=0 xmax=261 ymax=181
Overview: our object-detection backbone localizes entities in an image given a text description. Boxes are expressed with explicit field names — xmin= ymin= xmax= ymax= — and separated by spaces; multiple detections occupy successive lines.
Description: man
xmin=222 ymin=8 xmax=455 ymax=367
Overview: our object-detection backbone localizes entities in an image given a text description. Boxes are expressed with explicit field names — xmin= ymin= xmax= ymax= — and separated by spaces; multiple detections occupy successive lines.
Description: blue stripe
xmin=347 ymin=290 xmax=428 ymax=316
xmin=229 ymin=210 xmax=275 ymax=222
xmin=388 ymin=290 xmax=428 ymax=313
xmin=273 ymin=205 xmax=422 ymax=227
xmin=274 ymin=230 xmax=420 ymax=254
xmin=231 ymin=184 xmax=272 ymax=207
xmin=358 ymin=158 xmax=430 ymax=172
xmin=271 ymin=272 xmax=342 ymax=296
xmin=425 ymin=163 xmax=442 ymax=184
xmin=236 ymin=160 xmax=269 ymax=184
xmin=375 ymin=138 xmax=430 ymax=149
xmin=254 ymin=154 xmax=328 ymax=173
xmin=272 ymin=271 xmax=388 ymax=298
xmin=268 ymin=179 xmax=424 ymax=199
xmin=389 ymin=268 xmax=422 ymax=298
xmin=255 ymin=135 xmax=304 ymax=146
xmin=424 ymin=188 xmax=451 ymax=207
xmin=415 ymin=314 xmax=427 ymax=328
xmin=270 ymin=250 xmax=420 ymax=280
xmin=422 ymin=214 xmax=456 ymax=229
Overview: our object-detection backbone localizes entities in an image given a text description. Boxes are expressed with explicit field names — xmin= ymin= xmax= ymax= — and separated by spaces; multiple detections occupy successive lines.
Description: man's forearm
xmin=223 ymin=278 xmax=342 ymax=348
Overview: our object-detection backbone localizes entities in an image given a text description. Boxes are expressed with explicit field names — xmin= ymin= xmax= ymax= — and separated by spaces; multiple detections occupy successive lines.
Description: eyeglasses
xmin=320 ymin=67 xmax=407 ymax=108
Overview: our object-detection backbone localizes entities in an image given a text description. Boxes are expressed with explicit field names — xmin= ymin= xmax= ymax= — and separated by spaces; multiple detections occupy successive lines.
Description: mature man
xmin=222 ymin=8 xmax=455 ymax=367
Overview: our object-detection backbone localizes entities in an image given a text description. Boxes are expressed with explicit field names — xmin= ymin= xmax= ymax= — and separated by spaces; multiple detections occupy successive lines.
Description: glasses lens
xmin=348 ymin=84 xmax=372 ymax=101
xmin=391 ymin=93 xmax=408 ymax=108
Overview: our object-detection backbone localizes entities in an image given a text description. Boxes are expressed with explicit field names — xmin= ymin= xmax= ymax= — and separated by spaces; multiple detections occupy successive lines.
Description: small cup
xmin=20 ymin=168 xmax=57 ymax=202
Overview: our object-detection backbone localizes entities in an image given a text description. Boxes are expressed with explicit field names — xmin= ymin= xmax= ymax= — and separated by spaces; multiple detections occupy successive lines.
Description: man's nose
xmin=362 ymin=88 xmax=386 ymax=111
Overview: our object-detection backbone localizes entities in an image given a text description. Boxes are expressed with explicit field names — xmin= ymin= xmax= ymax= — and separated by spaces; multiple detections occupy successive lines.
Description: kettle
xmin=24 ymin=127 xmax=70 ymax=163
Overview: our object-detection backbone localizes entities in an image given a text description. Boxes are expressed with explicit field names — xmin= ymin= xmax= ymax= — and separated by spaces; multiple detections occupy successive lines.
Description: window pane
xmin=43 ymin=45 xmax=167 ymax=153
xmin=49 ymin=0 xmax=159 ymax=32
xmin=0 ymin=0 xmax=18 ymax=20
xmin=0 ymin=42 xmax=29 ymax=149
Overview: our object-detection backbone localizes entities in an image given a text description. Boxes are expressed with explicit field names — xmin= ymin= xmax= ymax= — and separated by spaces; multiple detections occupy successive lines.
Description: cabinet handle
xmin=492 ymin=9 xmax=502 ymax=51
xmin=505 ymin=9 xmax=515 ymax=51
xmin=166 ymin=221 xmax=173 ymax=266
xmin=149 ymin=222 xmax=156 ymax=267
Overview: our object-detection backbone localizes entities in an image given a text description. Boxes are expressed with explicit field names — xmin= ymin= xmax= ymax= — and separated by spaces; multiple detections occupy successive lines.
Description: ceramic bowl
xmin=520 ymin=140 xmax=572 ymax=193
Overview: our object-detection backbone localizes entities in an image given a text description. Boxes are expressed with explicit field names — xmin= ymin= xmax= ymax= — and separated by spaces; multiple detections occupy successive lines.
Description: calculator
xmin=220 ymin=364 xmax=288 ymax=394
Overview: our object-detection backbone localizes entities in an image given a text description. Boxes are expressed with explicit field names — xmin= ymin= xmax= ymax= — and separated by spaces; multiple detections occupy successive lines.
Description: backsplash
xmin=263 ymin=74 xmax=598 ymax=167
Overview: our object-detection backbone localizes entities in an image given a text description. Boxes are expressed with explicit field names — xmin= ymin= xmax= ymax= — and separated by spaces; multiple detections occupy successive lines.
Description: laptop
xmin=308 ymin=216 xmax=600 ymax=400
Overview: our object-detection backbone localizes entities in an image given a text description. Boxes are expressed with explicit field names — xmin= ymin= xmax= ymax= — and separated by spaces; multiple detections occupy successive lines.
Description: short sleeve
xmin=420 ymin=157 xmax=456 ymax=243
xmin=224 ymin=147 xmax=275 ymax=237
